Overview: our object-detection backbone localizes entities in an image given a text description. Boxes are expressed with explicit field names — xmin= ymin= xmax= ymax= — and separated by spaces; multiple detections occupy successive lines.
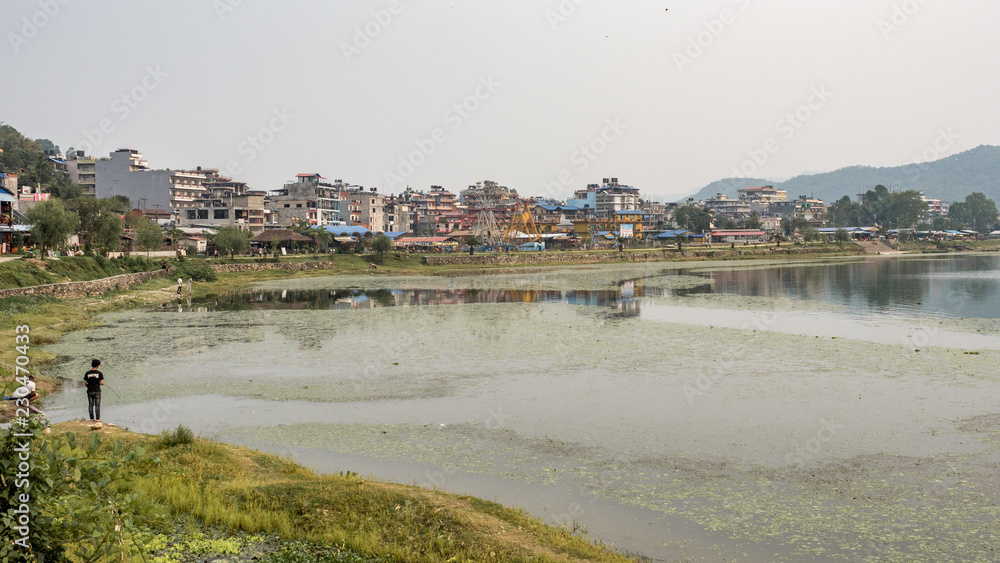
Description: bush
xmin=175 ymin=263 xmax=217 ymax=282
xmin=0 ymin=418 xmax=160 ymax=562
xmin=159 ymin=424 xmax=195 ymax=447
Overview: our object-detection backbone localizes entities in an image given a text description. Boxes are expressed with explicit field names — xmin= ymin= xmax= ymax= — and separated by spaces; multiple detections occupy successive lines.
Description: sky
xmin=2 ymin=0 xmax=998 ymax=202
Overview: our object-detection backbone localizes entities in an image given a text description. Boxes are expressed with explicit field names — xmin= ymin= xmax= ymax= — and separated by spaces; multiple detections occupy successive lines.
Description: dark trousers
xmin=87 ymin=390 xmax=101 ymax=420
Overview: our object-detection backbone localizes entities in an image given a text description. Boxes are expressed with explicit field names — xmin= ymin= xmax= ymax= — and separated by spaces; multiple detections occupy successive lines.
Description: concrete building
xmin=702 ymin=194 xmax=751 ymax=219
xmin=172 ymin=168 xmax=267 ymax=234
xmin=769 ymin=196 xmax=827 ymax=225
xmin=268 ymin=174 xmax=342 ymax=227
xmin=738 ymin=186 xmax=787 ymax=203
xmin=94 ymin=149 xmax=177 ymax=209
xmin=385 ymin=195 xmax=412 ymax=233
xmin=594 ymin=178 xmax=641 ymax=218
xmin=351 ymin=189 xmax=386 ymax=233
xmin=65 ymin=152 xmax=97 ymax=196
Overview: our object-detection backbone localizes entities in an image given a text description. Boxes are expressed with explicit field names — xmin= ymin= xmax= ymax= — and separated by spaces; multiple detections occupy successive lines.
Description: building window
xmin=214 ymin=210 xmax=228 ymax=220
xmin=296 ymin=204 xmax=302 ymax=208
xmin=197 ymin=210 xmax=208 ymax=220
xmin=284 ymin=204 xmax=290 ymax=208
xmin=186 ymin=210 xmax=196 ymax=220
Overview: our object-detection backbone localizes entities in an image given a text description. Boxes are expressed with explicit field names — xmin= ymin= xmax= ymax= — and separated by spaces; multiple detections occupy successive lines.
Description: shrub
xmin=159 ymin=424 xmax=196 ymax=447
xmin=0 ymin=418 xmax=160 ymax=562
xmin=175 ymin=263 xmax=217 ymax=282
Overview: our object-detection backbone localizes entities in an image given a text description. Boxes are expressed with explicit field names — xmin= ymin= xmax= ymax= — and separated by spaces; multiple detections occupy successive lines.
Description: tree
xmin=93 ymin=212 xmax=124 ymax=255
xmin=69 ymin=196 xmax=104 ymax=251
xmin=213 ymin=225 xmax=251 ymax=259
xmin=802 ymin=227 xmax=821 ymax=242
xmin=672 ymin=205 xmax=713 ymax=233
xmin=834 ymin=228 xmax=851 ymax=246
xmin=371 ymin=232 xmax=393 ymax=258
xmin=781 ymin=216 xmax=808 ymax=237
xmin=464 ymin=235 xmax=482 ymax=247
xmin=948 ymin=192 xmax=998 ymax=232
xmin=880 ymin=190 xmax=927 ymax=229
xmin=134 ymin=218 xmax=163 ymax=258
xmin=741 ymin=213 xmax=763 ymax=230
xmin=26 ymin=198 xmax=78 ymax=256
xmin=46 ymin=175 xmax=84 ymax=199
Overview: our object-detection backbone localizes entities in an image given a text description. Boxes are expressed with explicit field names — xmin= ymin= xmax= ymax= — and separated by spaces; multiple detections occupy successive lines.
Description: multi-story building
xmin=572 ymin=210 xmax=646 ymax=239
xmin=355 ymin=189 xmax=386 ymax=233
xmin=460 ymin=180 xmax=519 ymax=208
xmin=737 ymin=186 xmax=787 ymax=204
xmin=769 ymin=196 xmax=827 ymax=226
xmin=640 ymin=200 xmax=669 ymax=228
xmin=94 ymin=149 xmax=178 ymax=209
xmin=702 ymin=194 xmax=751 ymax=219
xmin=66 ymin=152 xmax=98 ymax=196
xmin=385 ymin=195 xmax=412 ymax=233
xmin=594 ymin=178 xmax=641 ymax=218
xmin=920 ymin=192 xmax=949 ymax=219
xmin=172 ymin=168 xmax=267 ymax=234
xmin=567 ymin=185 xmax=598 ymax=218
xmin=268 ymin=174 xmax=343 ymax=227
xmin=405 ymin=186 xmax=459 ymax=235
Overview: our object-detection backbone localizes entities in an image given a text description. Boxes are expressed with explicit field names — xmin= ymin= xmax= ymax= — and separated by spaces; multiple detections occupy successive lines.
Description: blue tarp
xmin=323 ymin=225 xmax=371 ymax=237
xmin=653 ymin=230 xmax=692 ymax=239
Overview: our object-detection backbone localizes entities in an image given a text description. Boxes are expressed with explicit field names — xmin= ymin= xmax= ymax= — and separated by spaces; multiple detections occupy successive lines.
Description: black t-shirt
xmin=84 ymin=369 xmax=103 ymax=392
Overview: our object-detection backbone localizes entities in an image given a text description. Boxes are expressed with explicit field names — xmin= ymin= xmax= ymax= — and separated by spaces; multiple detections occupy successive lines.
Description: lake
xmin=43 ymin=254 xmax=1000 ymax=562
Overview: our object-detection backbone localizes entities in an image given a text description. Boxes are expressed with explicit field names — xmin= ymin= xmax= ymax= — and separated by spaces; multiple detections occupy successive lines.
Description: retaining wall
xmin=0 ymin=269 xmax=170 ymax=300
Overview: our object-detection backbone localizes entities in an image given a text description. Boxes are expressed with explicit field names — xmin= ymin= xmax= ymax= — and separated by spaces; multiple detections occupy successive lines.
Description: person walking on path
xmin=187 ymin=277 xmax=193 ymax=294
xmin=83 ymin=359 xmax=104 ymax=422
xmin=177 ymin=277 xmax=183 ymax=296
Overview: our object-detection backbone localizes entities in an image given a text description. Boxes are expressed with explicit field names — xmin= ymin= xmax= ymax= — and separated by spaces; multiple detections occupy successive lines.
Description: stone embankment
xmin=423 ymin=246 xmax=857 ymax=266
xmin=0 ymin=270 xmax=170 ymax=299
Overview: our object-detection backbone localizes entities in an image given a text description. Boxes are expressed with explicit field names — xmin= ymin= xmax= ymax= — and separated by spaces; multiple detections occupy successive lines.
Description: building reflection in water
xmin=167 ymin=279 xmax=700 ymax=318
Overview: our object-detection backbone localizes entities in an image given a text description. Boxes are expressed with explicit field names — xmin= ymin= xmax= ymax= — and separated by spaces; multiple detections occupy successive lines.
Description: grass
xmin=50 ymin=421 xmax=636 ymax=563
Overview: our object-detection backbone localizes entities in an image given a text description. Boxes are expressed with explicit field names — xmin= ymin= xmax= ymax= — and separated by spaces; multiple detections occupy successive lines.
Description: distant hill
xmin=684 ymin=145 xmax=1000 ymax=204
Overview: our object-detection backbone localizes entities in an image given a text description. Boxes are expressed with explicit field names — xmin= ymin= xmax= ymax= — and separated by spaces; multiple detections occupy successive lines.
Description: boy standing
xmin=83 ymin=359 xmax=104 ymax=421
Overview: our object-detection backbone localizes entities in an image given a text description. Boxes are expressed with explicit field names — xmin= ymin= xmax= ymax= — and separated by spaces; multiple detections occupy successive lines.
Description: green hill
xmin=685 ymin=145 xmax=1000 ymax=204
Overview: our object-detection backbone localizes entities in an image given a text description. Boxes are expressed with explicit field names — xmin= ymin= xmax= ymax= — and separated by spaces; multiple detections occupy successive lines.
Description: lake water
xmin=43 ymin=254 xmax=1000 ymax=562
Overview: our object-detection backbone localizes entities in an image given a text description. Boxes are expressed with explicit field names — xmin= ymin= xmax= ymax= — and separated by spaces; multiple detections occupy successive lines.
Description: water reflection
xmin=162 ymin=255 xmax=1000 ymax=320
xmin=686 ymin=255 xmax=1000 ymax=318
xmin=172 ymin=287 xmax=659 ymax=317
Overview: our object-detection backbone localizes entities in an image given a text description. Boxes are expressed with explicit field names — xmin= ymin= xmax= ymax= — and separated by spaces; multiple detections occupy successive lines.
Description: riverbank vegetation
xmin=1 ymin=419 xmax=636 ymax=562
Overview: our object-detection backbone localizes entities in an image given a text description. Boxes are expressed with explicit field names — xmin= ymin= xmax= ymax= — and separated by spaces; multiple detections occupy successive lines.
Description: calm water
xmin=43 ymin=255 xmax=1000 ymax=562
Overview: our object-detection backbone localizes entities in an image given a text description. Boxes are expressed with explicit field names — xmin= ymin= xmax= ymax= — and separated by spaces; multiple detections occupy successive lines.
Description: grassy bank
xmin=44 ymin=420 xmax=635 ymax=562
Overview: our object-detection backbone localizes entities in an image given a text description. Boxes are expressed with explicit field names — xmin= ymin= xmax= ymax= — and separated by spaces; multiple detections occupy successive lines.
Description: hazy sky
xmin=2 ymin=0 xmax=998 ymax=201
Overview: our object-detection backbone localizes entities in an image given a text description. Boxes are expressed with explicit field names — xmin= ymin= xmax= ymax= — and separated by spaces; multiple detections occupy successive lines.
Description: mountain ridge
xmin=683 ymin=145 xmax=1000 ymax=204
